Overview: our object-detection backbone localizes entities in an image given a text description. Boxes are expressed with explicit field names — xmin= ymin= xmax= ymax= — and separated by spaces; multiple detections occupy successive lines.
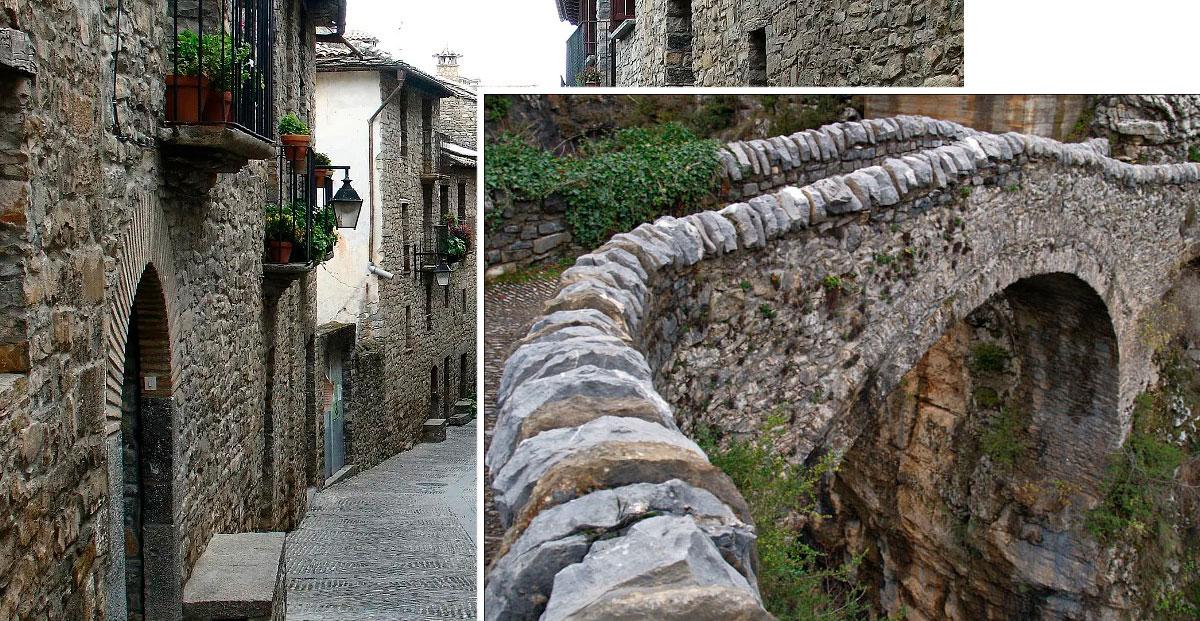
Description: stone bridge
xmin=485 ymin=117 xmax=1200 ymax=620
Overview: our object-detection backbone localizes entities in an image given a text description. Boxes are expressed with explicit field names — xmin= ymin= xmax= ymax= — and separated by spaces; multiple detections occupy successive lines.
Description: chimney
xmin=434 ymin=47 xmax=462 ymax=80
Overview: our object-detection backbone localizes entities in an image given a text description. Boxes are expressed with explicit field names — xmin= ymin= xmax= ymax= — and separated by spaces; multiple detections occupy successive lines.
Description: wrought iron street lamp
xmin=312 ymin=164 xmax=364 ymax=229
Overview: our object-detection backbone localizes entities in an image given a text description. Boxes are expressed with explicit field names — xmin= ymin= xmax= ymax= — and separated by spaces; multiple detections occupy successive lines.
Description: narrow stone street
xmin=483 ymin=278 xmax=560 ymax=566
xmin=285 ymin=423 xmax=477 ymax=620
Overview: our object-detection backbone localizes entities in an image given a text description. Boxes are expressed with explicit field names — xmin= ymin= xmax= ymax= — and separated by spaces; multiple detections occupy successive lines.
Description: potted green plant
xmin=444 ymin=216 xmax=471 ymax=265
xmin=308 ymin=211 xmax=338 ymax=262
xmin=279 ymin=114 xmax=311 ymax=166
xmin=202 ymin=33 xmax=252 ymax=123
xmin=166 ymin=30 xmax=208 ymax=123
xmin=312 ymin=152 xmax=332 ymax=189
xmin=577 ymin=66 xmax=602 ymax=87
xmin=264 ymin=202 xmax=300 ymax=263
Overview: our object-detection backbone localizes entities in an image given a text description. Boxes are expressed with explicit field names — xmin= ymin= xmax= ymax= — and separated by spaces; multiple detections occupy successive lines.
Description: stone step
xmin=449 ymin=400 xmax=476 ymax=426
xmin=182 ymin=532 xmax=286 ymax=621
xmin=423 ymin=418 xmax=448 ymax=443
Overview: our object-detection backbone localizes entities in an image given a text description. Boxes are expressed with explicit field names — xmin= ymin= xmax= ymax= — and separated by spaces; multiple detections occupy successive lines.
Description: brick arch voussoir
xmin=103 ymin=198 xmax=181 ymax=423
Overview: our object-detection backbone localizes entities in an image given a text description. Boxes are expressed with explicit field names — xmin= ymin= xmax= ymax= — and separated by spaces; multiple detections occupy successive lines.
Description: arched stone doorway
xmin=118 ymin=267 xmax=181 ymax=621
xmin=822 ymin=272 xmax=1122 ymax=619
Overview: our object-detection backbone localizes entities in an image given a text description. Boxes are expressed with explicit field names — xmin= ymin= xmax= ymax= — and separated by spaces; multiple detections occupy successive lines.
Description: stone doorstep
xmin=423 ymin=418 xmax=448 ymax=442
xmin=182 ymin=532 xmax=286 ymax=621
xmin=449 ymin=400 xmax=476 ymax=426
xmin=324 ymin=463 xmax=358 ymax=488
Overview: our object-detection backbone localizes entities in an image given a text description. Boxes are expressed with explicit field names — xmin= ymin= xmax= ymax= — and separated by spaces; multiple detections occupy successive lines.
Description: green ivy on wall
xmin=485 ymin=123 xmax=723 ymax=248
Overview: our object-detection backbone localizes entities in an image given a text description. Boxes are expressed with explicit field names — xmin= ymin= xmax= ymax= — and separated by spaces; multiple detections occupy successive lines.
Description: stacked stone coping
xmin=714 ymin=114 xmax=975 ymax=201
xmin=485 ymin=120 xmax=1200 ymax=620
xmin=486 ymin=115 xmax=973 ymax=271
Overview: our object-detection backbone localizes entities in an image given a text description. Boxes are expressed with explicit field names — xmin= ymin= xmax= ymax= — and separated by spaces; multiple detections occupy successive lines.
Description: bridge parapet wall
xmin=485 ymin=124 xmax=1200 ymax=620
xmin=487 ymin=115 xmax=975 ymax=273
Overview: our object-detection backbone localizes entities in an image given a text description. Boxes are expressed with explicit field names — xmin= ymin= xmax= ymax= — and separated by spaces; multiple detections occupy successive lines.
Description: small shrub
xmin=485 ymin=95 xmax=513 ymax=124
xmin=821 ymin=275 xmax=844 ymax=291
xmin=739 ymin=279 xmax=752 ymax=292
xmin=973 ymin=386 xmax=1001 ymax=409
xmin=760 ymin=304 xmax=776 ymax=320
xmin=959 ymin=185 xmax=973 ymax=198
xmin=1189 ymin=145 xmax=1200 ymax=164
xmin=695 ymin=419 xmax=867 ymax=620
xmin=979 ymin=407 xmax=1031 ymax=469
xmin=970 ymin=342 xmax=1010 ymax=374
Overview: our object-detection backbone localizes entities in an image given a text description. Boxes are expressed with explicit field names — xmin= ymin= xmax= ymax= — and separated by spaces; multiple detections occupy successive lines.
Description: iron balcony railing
xmin=264 ymin=146 xmax=337 ymax=265
xmin=565 ymin=20 xmax=600 ymax=86
xmin=167 ymin=0 xmax=275 ymax=142
xmin=423 ymin=132 xmax=445 ymax=177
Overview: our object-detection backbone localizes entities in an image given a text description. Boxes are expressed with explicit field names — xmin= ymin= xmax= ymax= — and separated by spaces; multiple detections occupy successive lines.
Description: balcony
xmin=422 ymin=132 xmax=445 ymax=180
xmin=263 ymin=146 xmax=349 ymax=293
xmin=161 ymin=0 xmax=276 ymax=176
xmin=414 ymin=218 xmax=472 ymax=287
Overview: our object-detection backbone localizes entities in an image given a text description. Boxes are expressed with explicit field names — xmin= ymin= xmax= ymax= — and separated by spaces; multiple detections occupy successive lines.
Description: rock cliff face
xmin=817 ymin=274 xmax=1127 ymax=620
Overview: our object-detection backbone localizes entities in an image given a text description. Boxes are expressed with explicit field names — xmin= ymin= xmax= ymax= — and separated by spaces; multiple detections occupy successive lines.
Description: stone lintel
xmin=182 ymin=532 xmax=286 ymax=621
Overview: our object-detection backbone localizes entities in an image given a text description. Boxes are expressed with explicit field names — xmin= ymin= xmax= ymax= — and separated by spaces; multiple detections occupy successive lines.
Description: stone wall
xmin=485 ymin=115 xmax=974 ymax=275
xmin=440 ymin=87 xmax=478 ymax=150
xmin=353 ymin=77 xmax=477 ymax=470
xmin=0 ymin=0 xmax=324 ymax=617
xmin=603 ymin=0 xmax=963 ymax=86
xmin=861 ymin=94 xmax=1089 ymax=140
xmin=485 ymin=120 xmax=1200 ymax=619
xmin=1093 ymin=94 xmax=1200 ymax=163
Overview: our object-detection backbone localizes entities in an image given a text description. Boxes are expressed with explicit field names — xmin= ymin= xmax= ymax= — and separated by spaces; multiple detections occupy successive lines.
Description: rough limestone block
xmin=718 ymin=150 xmax=741 ymax=181
xmin=497 ymin=337 xmax=652 ymax=407
xmin=0 ymin=29 xmax=35 ymax=76
xmin=730 ymin=142 xmax=758 ymax=175
xmin=788 ymin=132 xmax=813 ymax=161
xmin=802 ymin=186 xmax=829 ymax=224
xmin=842 ymin=121 xmax=869 ymax=147
xmin=823 ymin=124 xmax=846 ymax=153
xmin=746 ymin=195 xmax=781 ymax=239
xmin=683 ymin=214 xmax=718 ymax=254
xmin=653 ymin=216 xmax=705 ymax=266
xmin=561 ymin=263 xmax=648 ymax=308
xmin=485 ymin=479 xmax=756 ymax=621
xmin=719 ymin=203 xmax=762 ymax=249
xmin=811 ymin=129 xmax=838 ymax=159
xmin=507 ymin=394 xmax=680 ymax=453
xmin=1002 ymin=132 xmax=1026 ymax=155
xmin=883 ymin=158 xmax=918 ymax=196
xmin=693 ymin=210 xmax=738 ymax=254
xmin=628 ymin=223 xmax=685 ymax=269
xmin=487 ymin=366 xmax=674 ymax=476
xmin=574 ymin=246 xmax=649 ymax=284
xmin=776 ymin=186 xmax=810 ymax=230
xmin=492 ymin=416 xmax=705 ymax=525
xmin=900 ymin=154 xmax=933 ymax=187
xmin=541 ymin=516 xmax=762 ymax=621
xmin=772 ymin=135 xmax=799 ymax=164
xmin=811 ymin=177 xmax=863 ymax=215
xmin=603 ymin=234 xmax=673 ymax=274
xmin=524 ymin=309 xmax=633 ymax=345
xmin=545 ymin=280 xmax=643 ymax=335
xmin=182 ymin=532 xmax=285 ymax=621
xmin=866 ymin=166 xmax=901 ymax=205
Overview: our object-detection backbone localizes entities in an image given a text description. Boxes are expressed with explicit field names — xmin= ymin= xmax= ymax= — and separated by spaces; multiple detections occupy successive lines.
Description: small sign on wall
xmin=144 ymin=376 xmax=157 ymax=392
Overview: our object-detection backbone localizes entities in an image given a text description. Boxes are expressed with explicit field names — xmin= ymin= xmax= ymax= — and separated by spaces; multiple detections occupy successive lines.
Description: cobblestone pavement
xmin=286 ymin=423 xmax=477 ymax=620
xmin=483 ymin=278 xmax=560 ymax=567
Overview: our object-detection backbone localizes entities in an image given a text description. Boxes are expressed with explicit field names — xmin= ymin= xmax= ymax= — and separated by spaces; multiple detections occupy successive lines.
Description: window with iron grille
xmin=166 ymin=0 xmax=275 ymax=141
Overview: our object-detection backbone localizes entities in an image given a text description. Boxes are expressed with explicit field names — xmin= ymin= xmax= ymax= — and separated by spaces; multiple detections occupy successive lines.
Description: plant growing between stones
xmin=760 ymin=304 xmax=776 ymax=320
xmin=695 ymin=416 xmax=867 ymax=620
xmin=969 ymin=342 xmax=1010 ymax=374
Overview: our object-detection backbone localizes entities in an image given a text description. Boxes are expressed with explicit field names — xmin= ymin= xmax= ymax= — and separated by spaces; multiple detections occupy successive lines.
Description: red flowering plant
xmin=444 ymin=215 xmax=473 ymax=263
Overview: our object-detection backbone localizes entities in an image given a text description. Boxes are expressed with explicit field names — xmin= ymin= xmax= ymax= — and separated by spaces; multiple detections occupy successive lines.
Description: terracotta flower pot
xmin=267 ymin=240 xmax=293 ymax=264
xmin=313 ymin=168 xmax=329 ymax=190
xmin=165 ymin=75 xmax=210 ymax=123
xmin=203 ymin=89 xmax=233 ymax=123
xmin=281 ymin=134 xmax=311 ymax=167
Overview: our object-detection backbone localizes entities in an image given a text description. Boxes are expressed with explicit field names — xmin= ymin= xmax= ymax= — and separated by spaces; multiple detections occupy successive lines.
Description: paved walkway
xmin=483 ymin=278 xmax=559 ymax=566
xmin=286 ymin=424 xmax=477 ymax=620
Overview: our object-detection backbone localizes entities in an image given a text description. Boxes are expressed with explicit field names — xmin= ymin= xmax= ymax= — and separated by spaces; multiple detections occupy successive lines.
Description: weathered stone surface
xmin=523 ymin=308 xmax=633 ymax=345
xmin=182 ymin=532 xmax=285 ymax=621
xmin=487 ymin=366 xmax=674 ymax=475
xmin=497 ymin=336 xmax=652 ymax=406
xmin=492 ymin=417 xmax=705 ymax=525
xmin=541 ymin=516 xmax=760 ymax=621
xmin=719 ymin=203 xmax=762 ymax=249
xmin=486 ymin=479 xmax=755 ymax=621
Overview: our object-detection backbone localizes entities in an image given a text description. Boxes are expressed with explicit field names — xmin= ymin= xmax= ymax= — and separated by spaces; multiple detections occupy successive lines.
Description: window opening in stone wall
xmin=430 ymin=366 xmax=440 ymax=419
xmin=402 ymin=202 xmax=410 ymax=271
xmin=400 ymin=97 xmax=409 ymax=157
xmin=459 ymin=353 xmax=470 ymax=398
xmin=425 ymin=282 xmax=432 ymax=330
xmin=457 ymin=181 xmax=466 ymax=221
xmin=665 ymin=0 xmax=694 ymax=86
xmin=612 ymin=0 xmax=636 ymax=26
xmin=440 ymin=183 xmax=449 ymax=221
xmin=748 ymin=27 xmax=767 ymax=86
xmin=442 ymin=354 xmax=452 ymax=417
xmin=421 ymin=98 xmax=434 ymax=173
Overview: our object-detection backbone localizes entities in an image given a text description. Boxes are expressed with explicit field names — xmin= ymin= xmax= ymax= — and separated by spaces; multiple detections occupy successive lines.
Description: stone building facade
xmin=314 ymin=38 xmax=477 ymax=473
xmin=558 ymin=0 xmax=964 ymax=87
xmin=0 ymin=0 xmax=343 ymax=618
